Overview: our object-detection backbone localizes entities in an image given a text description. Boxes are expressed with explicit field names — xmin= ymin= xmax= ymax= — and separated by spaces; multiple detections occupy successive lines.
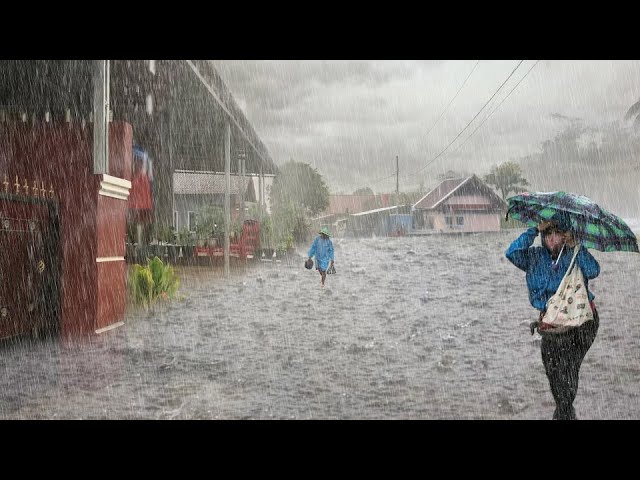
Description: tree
xmin=484 ymin=161 xmax=529 ymax=200
xmin=269 ymin=160 xmax=329 ymax=246
xmin=353 ymin=187 xmax=374 ymax=196
xmin=270 ymin=160 xmax=330 ymax=216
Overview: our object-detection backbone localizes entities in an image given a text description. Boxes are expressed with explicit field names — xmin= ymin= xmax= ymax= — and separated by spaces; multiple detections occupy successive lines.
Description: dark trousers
xmin=540 ymin=309 xmax=599 ymax=420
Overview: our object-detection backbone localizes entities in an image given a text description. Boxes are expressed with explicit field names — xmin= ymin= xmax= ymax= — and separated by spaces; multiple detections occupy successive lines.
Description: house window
xmin=445 ymin=216 xmax=464 ymax=228
xmin=173 ymin=210 xmax=179 ymax=230
xmin=188 ymin=211 xmax=197 ymax=232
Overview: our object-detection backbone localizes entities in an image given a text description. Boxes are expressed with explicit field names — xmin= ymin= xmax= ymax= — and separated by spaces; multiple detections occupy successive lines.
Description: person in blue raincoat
xmin=307 ymin=226 xmax=335 ymax=287
xmin=506 ymin=211 xmax=601 ymax=420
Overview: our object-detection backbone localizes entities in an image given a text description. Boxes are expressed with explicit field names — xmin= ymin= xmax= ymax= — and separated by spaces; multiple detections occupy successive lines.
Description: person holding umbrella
xmin=506 ymin=212 xmax=600 ymax=420
xmin=505 ymin=191 xmax=638 ymax=420
xmin=307 ymin=226 xmax=335 ymax=288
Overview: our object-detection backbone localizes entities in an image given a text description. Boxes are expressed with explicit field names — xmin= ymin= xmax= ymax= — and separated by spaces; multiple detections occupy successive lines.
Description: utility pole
xmin=395 ymin=155 xmax=399 ymax=204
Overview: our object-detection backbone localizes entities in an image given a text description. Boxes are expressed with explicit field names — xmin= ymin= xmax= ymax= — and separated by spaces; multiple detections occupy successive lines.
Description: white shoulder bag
xmin=540 ymin=246 xmax=594 ymax=333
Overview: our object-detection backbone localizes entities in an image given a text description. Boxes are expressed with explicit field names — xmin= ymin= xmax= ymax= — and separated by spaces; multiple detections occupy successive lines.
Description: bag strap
xmin=545 ymin=246 xmax=581 ymax=313
xmin=557 ymin=246 xmax=580 ymax=287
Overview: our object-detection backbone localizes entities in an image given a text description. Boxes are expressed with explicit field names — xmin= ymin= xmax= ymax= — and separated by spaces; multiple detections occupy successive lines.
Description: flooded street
xmin=2 ymin=231 xmax=639 ymax=420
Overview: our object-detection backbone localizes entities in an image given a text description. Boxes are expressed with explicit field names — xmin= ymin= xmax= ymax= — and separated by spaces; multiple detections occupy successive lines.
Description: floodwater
xmin=1 ymin=231 xmax=639 ymax=419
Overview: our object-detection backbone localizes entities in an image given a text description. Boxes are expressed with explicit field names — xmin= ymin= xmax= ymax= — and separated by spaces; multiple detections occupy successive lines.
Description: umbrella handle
xmin=505 ymin=205 xmax=514 ymax=221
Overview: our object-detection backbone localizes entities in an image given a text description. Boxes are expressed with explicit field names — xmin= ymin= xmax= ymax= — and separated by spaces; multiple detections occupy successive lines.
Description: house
xmin=412 ymin=175 xmax=507 ymax=233
xmin=173 ymin=170 xmax=257 ymax=233
xmin=247 ymin=173 xmax=275 ymax=215
xmin=312 ymin=193 xmax=393 ymax=237
xmin=346 ymin=205 xmax=412 ymax=237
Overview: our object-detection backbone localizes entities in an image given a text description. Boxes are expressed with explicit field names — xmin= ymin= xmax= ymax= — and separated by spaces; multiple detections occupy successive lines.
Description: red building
xmin=0 ymin=60 xmax=277 ymax=341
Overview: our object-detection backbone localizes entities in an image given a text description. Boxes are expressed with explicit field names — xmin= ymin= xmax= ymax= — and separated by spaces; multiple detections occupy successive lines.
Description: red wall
xmin=0 ymin=121 xmax=133 ymax=340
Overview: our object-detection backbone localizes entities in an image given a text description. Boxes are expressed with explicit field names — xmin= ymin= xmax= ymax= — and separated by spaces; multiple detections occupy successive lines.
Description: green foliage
xmin=271 ymin=202 xmax=309 ymax=245
xmin=176 ymin=227 xmax=195 ymax=245
xmin=270 ymin=160 xmax=330 ymax=216
xmin=128 ymin=256 xmax=180 ymax=309
xmin=155 ymin=224 xmax=176 ymax=243
xmin=484 ymin=161 xmax=529 ymax=200
xmin=128 ymin=264 xmax=154 ymax=308
xmin=267 ymin=160 xmax=324 ymax=248
xmin=195 ymin=205 xmax=225 ymax=240
xmin=275 ymin=234 xmax=295 ymax=256
xmin=248 ymin=204 xmax=273 ymax=248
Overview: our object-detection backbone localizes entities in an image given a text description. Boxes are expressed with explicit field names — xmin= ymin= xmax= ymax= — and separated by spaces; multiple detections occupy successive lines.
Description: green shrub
xmin=128 ymin=256 xmax=180 ymax=308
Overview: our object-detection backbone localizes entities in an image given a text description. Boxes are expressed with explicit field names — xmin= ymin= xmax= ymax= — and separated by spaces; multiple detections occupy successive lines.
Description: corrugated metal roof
xmin=413 ymin=177 xmax=469 ymax=210
xmin=351 ymin=205 xmax=409 ymax=216
xmin=173 ymin=170 xmax=252 ymax=195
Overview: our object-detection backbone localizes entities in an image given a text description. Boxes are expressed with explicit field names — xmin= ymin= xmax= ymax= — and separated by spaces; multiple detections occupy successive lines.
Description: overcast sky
xmin=211 ymin=60 xmax=640 ymax=194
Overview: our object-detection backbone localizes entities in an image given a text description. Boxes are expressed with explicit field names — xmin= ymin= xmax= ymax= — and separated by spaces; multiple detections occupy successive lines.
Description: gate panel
xmin=0 ymin=195 xmax=59 ymax=340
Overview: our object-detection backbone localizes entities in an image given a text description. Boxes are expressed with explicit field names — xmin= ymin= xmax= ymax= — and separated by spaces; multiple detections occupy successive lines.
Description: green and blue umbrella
xmin=506 ymin=191 xmax=639 ymax=253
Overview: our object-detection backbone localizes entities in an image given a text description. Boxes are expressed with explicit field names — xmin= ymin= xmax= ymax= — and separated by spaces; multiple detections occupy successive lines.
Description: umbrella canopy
xmin=506 ymin=191 xmax=639 ymax=253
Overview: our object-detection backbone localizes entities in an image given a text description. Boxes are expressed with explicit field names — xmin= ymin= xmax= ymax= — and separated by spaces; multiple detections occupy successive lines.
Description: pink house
xmin=412 ymin=175 xmax=507 ymax=233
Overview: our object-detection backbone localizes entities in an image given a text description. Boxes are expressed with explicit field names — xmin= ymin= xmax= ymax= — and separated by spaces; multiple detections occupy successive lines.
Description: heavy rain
xmin=1 ymin=60 xmax=639 ymax=420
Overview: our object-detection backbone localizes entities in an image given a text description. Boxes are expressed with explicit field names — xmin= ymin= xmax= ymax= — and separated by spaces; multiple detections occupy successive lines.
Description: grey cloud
xmin=213 ymin=60 xmax=640 ymax=196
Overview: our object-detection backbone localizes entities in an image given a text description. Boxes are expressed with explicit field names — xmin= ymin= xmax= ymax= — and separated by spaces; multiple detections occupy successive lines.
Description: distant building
xmin=412 ymin=175 xmax=506 ymax=233
xmin=323 ymin=194 xmax=393 ymax=215
xmin=346 ymin=205 xmax=412 ymax=237
xmin=247 ymin=173 xmax=274 ymax=215
xmin=173 ymin=170 xmax=256 ymax=232
xmin=312 ymin=194 xmax=393 ymax=236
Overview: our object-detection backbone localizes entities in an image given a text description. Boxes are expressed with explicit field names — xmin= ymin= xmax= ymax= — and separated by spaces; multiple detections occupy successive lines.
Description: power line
xmin=446 ymin=60 xmax=540 ymax=158
xmin=424 ymin=60 xmax=480 ymax=138
xmin=410 ymin=60 xmax=524 ymax=177
xmin=368 ymin=62 xmax=480 ymax=188
xmin=368 ymin=170 xmax=397 ymax=186
xmin=369 ymin=60 xmax=528 ymax=190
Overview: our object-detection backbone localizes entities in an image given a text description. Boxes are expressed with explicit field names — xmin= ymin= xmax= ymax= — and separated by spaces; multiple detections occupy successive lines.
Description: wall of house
xmin=459 ymin=213 xmax=501 ymax=232
xmin=0 ymin=121 xmax=132 ymax=340
xmin=415 ymin=210 xmax=500 ymax=233
xmin=424 ymin=212 xmax=500 ymax=233
xmin=174 ymin=194 xmax=241 ymax=233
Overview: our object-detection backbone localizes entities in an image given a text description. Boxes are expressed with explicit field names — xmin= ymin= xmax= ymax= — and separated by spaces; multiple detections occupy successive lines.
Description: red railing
xmin=194 ymin=220 xmax=260 ymax=259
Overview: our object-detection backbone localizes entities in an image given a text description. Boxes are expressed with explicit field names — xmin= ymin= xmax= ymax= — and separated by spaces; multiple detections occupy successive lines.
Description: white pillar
xmin=93 ymin=60 xmax=110 ymax=174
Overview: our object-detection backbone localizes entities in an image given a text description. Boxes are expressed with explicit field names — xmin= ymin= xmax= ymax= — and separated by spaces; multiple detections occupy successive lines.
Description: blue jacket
xmin=308 ymin=236 xmax=334 ymax=271
xmin=505 ymin=227 xmax=600 ymax=312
